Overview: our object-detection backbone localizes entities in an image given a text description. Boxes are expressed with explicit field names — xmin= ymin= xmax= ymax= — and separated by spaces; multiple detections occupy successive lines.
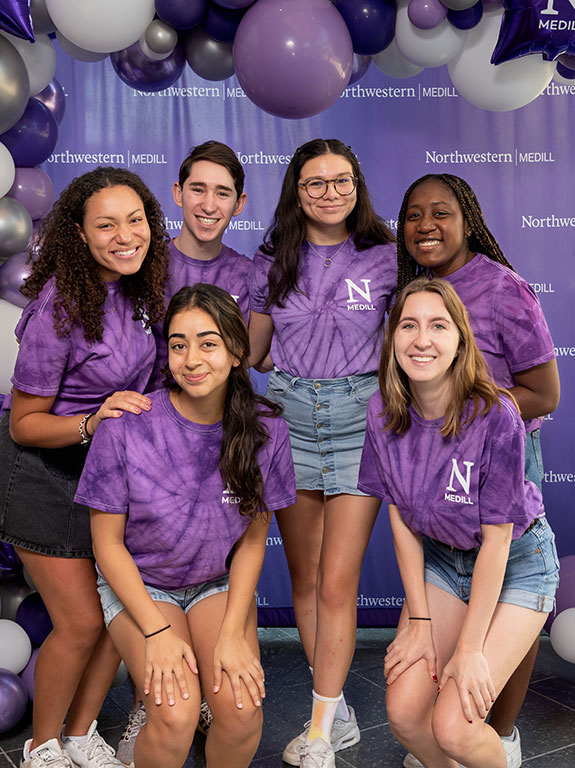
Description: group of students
xmin=0 ymin=138 xmax=560 ymax=768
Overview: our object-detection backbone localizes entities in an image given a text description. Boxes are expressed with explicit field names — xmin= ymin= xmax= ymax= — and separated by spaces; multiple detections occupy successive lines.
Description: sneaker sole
xmin=282 ymin=727 xmax=360 ymax=765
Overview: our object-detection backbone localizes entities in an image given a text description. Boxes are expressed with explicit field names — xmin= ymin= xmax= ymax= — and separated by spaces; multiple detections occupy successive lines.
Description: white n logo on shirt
xmin=345 ymin=278 xmax=372 ymax=304
xmin=446 ymin=459 xmax=475 ymax=495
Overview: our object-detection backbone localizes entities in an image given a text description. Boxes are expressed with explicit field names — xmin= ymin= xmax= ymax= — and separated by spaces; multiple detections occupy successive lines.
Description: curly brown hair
xmin=23 ymin=167 xmax=169 ymax=342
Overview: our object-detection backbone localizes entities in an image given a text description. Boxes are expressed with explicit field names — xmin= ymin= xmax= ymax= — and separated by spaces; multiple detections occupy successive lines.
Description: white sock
xmin=335 ymin=692 xmax=350 ymax=721
xmin=306 ymin=690 xmax=342 ymax=745
xmin=63 ymin=733 xmax=89 ymax=744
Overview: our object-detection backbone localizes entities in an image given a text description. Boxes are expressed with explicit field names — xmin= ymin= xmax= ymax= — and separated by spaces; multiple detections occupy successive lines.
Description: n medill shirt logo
xmin=222 ymin=487 xmax=241 ymax=504
xmin=445 ymin=459 xmax=475 ymax=505
xmin=345 ymin=278 xmax=376 ymax=311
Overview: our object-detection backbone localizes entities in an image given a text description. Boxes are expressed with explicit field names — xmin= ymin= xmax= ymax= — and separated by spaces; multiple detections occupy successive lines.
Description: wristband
xmin=409 ymin=617 xmax=432 ymax=621
xmin=78 ymin=414 xmax=93 ymax=445
xmin=144 ymin=624 xmax=171 ymax=638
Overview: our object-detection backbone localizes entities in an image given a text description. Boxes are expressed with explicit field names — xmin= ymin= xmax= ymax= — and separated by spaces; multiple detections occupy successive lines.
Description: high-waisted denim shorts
xmin=423 ymin=517 xmax=559 ymax=613
xmin=265 ymin=369 xmax=378 ymax=496
xmin=97 ymin=572 xmax=230 ymax=628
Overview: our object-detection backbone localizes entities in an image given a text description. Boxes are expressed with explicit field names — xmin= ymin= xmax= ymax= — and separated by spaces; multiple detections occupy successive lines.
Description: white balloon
xmin=372 ymin=39 xmax=424 ymax=79
xmin=56 ymin=32 xmax=109 ymax=62
xmin=550 ymin=608 xmax=575 ymax=664
xmin=0 ymin=299 xmax=22 ymax=395
xmin=46 ymin=0 xmax=155 ymax=54
xmin=0 ymin=143 xmax=15 ymax=198
xmin=0 ymin=33 xmax=57 ymax=96
xmin=448 ymin=9 xmax=555 ymax=111
xmin=440 ymin=0 xmax=477 ymax=9
xmin=395 ymin=1 xmax=467 ymax=68
xmin=0 ymin=618 xmax=32 ymax=674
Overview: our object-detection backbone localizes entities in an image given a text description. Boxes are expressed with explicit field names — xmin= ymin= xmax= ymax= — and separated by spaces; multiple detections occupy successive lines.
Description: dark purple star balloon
xmin=492 ymin=0 xmax=575 ymax=64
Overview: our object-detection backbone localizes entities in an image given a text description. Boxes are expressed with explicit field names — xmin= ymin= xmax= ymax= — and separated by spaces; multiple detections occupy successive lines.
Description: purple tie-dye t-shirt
xmin=358 ymin=391 xmax=544 ymax=550
xmin=75 ymin=388 xmax=297 ymax=589
xmin=146 ymin=239 xmax=251 ymax=391
xmin=4 ymin=278 xmax=155 ymax=415
xmin=249 ymin=241 xmax=396 ymax=378
xmin=444 ymin=254 xmax=555 ymax=432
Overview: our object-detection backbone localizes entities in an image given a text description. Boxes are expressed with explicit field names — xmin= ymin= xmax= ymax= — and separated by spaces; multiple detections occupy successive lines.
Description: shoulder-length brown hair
xmin=379 ymin=277 xmax=514 ymax=438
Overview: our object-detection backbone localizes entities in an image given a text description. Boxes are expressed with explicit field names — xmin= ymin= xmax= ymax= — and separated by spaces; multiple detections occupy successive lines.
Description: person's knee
xmin=52 ymin=607 xmax=105 ymax=649
xmin=316 ymin=569 xmax=354 ymax=611
xmin=387 ymin=692 xmax=426 ymax=743
xmin=212 ymin=697 xmax=263 ymax=744
xmin=145 ymin=698 xmax=199 ymax=745
xmin=431 ymin=705 xmax=470 ymax=757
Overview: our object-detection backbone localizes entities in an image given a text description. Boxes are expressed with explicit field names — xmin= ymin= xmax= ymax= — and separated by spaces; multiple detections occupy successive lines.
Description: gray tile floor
xmin=1 ymin=629 xmax=574 ymax=767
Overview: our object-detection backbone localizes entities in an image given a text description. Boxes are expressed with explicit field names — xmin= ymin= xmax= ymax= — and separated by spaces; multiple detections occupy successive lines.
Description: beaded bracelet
xmin=78 ymin=414 xmax=93 ymax=445
xmin=145 ymin=624 xmax=171 ymax=639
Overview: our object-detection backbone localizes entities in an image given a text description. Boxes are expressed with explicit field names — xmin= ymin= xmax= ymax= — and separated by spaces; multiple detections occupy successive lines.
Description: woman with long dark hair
xmin=249 ymin=138 xmax=396 ymax=767
xmin=77 ymin=284 xmax=296 ymax=768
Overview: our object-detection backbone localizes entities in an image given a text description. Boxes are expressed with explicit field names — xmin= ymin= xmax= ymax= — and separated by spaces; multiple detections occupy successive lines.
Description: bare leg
xmin=16 ymin=548 xmax=116 ymax=748
xmin=275 ymin=490 xmax=324 ymax=665
xmin=487 ymin=636 xmax=539 ymax=736
xmin=190 ymin=594 xmax=263 ymax=768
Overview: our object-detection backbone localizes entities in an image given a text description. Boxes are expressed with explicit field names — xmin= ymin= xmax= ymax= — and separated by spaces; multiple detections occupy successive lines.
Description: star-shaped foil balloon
xmin=492 ymin=0 xmax=575 ymax=64
xmin=0 ymin=0 xmax=34 ymax=41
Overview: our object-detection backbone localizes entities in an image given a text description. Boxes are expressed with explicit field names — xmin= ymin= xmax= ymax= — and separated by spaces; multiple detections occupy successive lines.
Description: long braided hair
xmin=396 ymin=174 xmax=514 ymax=292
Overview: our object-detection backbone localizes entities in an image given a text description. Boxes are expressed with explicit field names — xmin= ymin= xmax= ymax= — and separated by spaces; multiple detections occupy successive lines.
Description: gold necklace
xmin=306 ymin=236 xmax=350 ymax=268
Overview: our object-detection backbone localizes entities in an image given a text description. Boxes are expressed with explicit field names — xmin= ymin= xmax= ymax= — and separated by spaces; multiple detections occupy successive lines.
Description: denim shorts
xmin=423 ymin=518 xmax=559 ymax=613
xmin=97 ymin=572 xmax=230 ymax=628
xmin=266 ymin=369 xmax=378 ymax=496
xmin=525 ymin=428 xmax=544 ymax=490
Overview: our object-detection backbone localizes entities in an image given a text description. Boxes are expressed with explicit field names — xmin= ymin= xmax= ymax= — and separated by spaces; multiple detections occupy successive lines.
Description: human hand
xmin=213 ymin=634 xmax=265 ymax=710
xmin=143 ymin=628 xmax=198 ymax=707
xmin=439 ymin=649 xmax=496 ymax=722
xmin=90 ymin=390 xmax=152 ymax=432
xmin=384 ymin=621 xmax=437 ymax=686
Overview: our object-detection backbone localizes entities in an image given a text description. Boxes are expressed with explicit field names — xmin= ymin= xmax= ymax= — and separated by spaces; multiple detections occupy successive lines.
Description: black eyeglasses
xmin=298 ymin=176 xmax=357 ymax=199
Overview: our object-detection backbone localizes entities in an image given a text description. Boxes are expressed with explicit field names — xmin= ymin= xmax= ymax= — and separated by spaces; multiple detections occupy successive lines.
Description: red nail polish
xmin=432 ymin=674 xmax=438 ymax=682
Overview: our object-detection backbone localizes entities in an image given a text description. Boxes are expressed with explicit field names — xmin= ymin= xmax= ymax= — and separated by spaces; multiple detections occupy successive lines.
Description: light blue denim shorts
xmin=423 ymin=518 xmax=559 ymax=613
xmin=525 ymin=428 xmax=544 ymax=490
xmin=97 ymin=573 xmax=230 ymax=628
xmin=266 ymin=369 xmax=378 ymax=496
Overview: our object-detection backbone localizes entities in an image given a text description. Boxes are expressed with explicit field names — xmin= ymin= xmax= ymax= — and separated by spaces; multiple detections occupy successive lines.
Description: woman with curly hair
xmin=77 ymin=284 xmax=296 ymax=768
xmin=0 ymin=167 xmax=168 ymax=768
xmin=359 ymin=278 xmax=558 ymax=768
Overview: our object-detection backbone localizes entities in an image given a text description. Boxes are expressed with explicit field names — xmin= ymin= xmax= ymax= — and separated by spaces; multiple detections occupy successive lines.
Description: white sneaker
xmin=404 ymin=753 xmax=465 ymax=768
xmin=116 ymin=703 xmax=146 ymax=768
xmin=502 ymin=726 xmax=522 ymax=768
xmin=299 ymin=737 xmax=335 ymax=768
xmin=282 ymin=706 xmax=360 ymax=766
xmin=62 ymin=721 xmax=124 ymax=767
xmin=21 ymin=739 xmax=73 ymax=767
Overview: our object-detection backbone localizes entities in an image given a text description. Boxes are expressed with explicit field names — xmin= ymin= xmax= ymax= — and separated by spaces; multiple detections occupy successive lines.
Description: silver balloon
xmin=0 ymin=36 xmax=30 ymax=134
xmin=56 ymin=32 xmax=109 ymax=63
xmin=112 ymin=660 xmax=129 ymax=688
xmin=185 ymin=27 xmax=234 ymax=82
xmin=0 ymin=576 xmax=34 ymax=620
xmin=144 ymin=20 xmax=178 ymax=56
xmin=0 ymin=198 xmax=33 ymax=262
xmin=31 ymin=0 xmax=57 ymax=35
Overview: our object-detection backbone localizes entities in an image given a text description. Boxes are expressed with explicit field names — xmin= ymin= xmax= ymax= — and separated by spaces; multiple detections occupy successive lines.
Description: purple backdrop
xmin=37 ymin=49 xmax=575 ymax=625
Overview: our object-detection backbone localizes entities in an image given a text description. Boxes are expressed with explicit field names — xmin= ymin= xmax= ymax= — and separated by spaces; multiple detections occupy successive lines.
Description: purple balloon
xmin=233 ymin=0 xmax=353 ymax=119
xmin=408 ymin=0 xmax=448 ymax=30
xmin=204 ymin=3 xmax=246 ymax=43
xmin=332 ymin=0 xmax=396 ymax=55
xmin=32 ymin=77 xmax=66 ymax=125
xmin=0 ymin=667 xmax=28 ymax=733
xmin=447 ymin=3 xmax=483 ymax=31
xmin=0 ymin=251 xmax=32 ymax=307
xmin=0 ymin=541 xmax=20 ymax=573
xmin=348 ymin=53 xmax=371 ymax=86
xmin=19 ymin=647 xmax=39 ymax=701
xmin=558 ymin=52 xmax=575 ymax=70
xmin=111 ymin=41 xmax=186 ymax=93
xmin=0 ymin=98 xmax=57 ymax=167
xmin=492 ymin=0 xmax=575 ymax=65
xmin=214 ymin=0 xmax=254 ymax=8
xmin=15 ymin=592 xmax=52 ymax=647
xmin=557 ymin=61 xmax=575 ymax=78
xmin=155 ymin=0 xmax=207 ymax=29
xmin=0 ymin=0 xmax=35 ymax=41
xmin=7 ymin=167 xmax=54 ymax=221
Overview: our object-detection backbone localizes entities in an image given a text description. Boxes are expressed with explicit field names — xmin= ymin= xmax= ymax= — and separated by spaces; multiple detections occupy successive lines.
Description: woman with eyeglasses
xmin=249 ymin=138 xmax=396 ymax=768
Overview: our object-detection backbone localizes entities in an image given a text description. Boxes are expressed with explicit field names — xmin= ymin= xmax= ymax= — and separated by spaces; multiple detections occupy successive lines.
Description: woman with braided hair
xmin=395 ymin=173 xmax=560 ymax=768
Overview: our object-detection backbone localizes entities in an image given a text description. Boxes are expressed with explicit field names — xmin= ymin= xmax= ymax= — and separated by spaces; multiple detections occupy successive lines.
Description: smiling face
xmin=394 ymin=291 xmax=460 ymax=396
xmin=79 ymin=185 xmax=150 ymax=281
xmin=168 ymin=306 xmax=239 ymax=422
xmin=174 ymin=159 xmax=246 ymax=248
xmin=297 ymin=153 xmax=357 ymax=240
xmin=403 ymin=179 xmax=471 ymax=277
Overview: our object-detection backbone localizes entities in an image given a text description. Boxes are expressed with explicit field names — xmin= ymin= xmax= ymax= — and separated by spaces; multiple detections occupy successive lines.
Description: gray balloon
xmin=0 ymin=576 xmax=34 ymax=621
xmin=185 ymin=27 xmax=235 ymax=82
xmin=0 ymin=37 xmax=30 ymax=134
xmin=0 ymin=198 xmax=33 ymax=262
xmin=145 ymin=20 xmax=178 ymax=55
xmin=31 ymin=0 xmax=56 ymax=35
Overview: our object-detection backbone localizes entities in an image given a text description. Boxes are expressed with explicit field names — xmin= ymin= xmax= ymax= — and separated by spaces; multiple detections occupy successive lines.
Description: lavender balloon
xmin=111 ymin=41 xmax=185 ymax=93
xmin=7 ymin=168 xmax=54 ymax=221
xmin=408 ymin=0 xmax=448 ymax=30
xmin=233 ymin=0 xmax=353 ymax=119
xmin=447 ymin=2 xmax=483 ymax=30
xmin=185 ymin=26 xmax=235 ymax=81
xmin=155 ymin=0 xmax=207 ymax=29
xmin=332 ymin=0 xmax=396 ymax=55
xmin=348 ymin=53 xmax=371 ymax=85
xmin=19 ymin=647 xmax=39 ymax=701
xmin=0 ymin=252 xmax=31 ymax=307
xmin=492 ymin=0 xmax=575 ymax=64
xmin=204 ymin=3 xmax=246 ymax=43
xmin=0 ymin=667 xmax=28 ymax=733
xmin=0 ymin=98 xmax=58 ymax=167
xmin=32 ymin=77 xmax=65 ymax=125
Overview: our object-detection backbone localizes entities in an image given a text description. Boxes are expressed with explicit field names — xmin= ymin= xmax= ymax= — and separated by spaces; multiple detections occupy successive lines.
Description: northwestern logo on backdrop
xmin=444 ymin=459 xmax=475 ymax=505
xmin=522 ymin=214 xmax=575 ymax=228
xmin=554 ymin=344 xmax=575 ymax=358
xmin=543 ymin=468 xmax=575 ymax=483
xmin=46 ymin=150 xmax=127 ymax=165
xmin=529 ymin=281 xmax=555 ymax=294
xmin=132 ymin=85 xmax=221 ymax=98
xmin=345 ymin=279 xmax=376 ymax=311
xmin=426 ymin=149 xmax=555 ymax=165
xmin=357 ymin=594 xmax=405 ymax=607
